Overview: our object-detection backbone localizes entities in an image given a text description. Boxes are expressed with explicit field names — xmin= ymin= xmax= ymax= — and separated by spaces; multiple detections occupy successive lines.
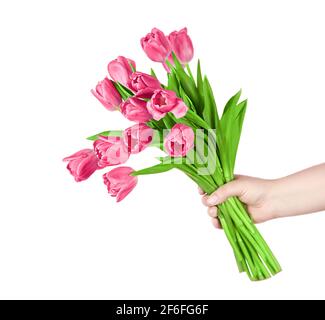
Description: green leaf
xmin=202 ymin=76 xmax=219 ymax=129
xmin=156 ymin=155 xmax=191 ymax=165
xmin=147 ymin=120 xmax=162 ymax=130
xmin=178 ymin=86 xmax=195 ymax=111
xmin=150 ymin=68 xmax=158 ymax=79
xmin=119 ymin=83 xmax=133 ymax=96
xmin=185 ymin=110 xmax=210 ymax=130
xmin=129 ymin=61 xmax=136 ymax=72
xmin=156 ymin=156 xmax=170 ymax=162
xmin=175 ymin=163 xmax=216 ymax=194
xmin=162 ymin=113 xmax=175 ymax=129
xmin=229 ymin=100 xmax=247 ymax=171
xmin=197 ymin=60 xmax=203 ymax=89
xmin=171 ymin=53 xmax=200 ymax=108
xmin=165 ymin=59 xmax=174 ymax=71
xmin=169 ymin=113 xmax=193 ymax=128
xmin=220 ymin=97 xmax=247 ymax=172
xmin=222 ymin=89 xmax=242 ymax=119
xmin=133 ymin=159 xmax=197 ymax=180
xmin=200 ymin=76 xmax=232 ymax=179
xmin=113 ymin=82 xmax=133 ymax=100
xmin=86 ymin=130 xmax=123 ymax=141
xmin=196 ymin=60 xmax=204 ymax=116
xmin=151 ymin=131 xmax=164 ymax=150
xmin=167 ymin=72 xmax=180 ymax=96
xmin=132 ymin=164 xmax=175 ymax=176
xmin=133 ymin=160 xmax=215 ymax=194
xmin=185 ymin=64 xmax=195 ymax=83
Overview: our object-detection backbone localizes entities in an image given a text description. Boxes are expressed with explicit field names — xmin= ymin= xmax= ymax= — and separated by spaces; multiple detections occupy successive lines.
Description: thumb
xmin=204 ymin=180 xmax=244 ymax=206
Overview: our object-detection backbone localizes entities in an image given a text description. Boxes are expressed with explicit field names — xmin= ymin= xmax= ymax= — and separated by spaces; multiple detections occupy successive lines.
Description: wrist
xmin=266 ymin=178 xmax=290 ymax=219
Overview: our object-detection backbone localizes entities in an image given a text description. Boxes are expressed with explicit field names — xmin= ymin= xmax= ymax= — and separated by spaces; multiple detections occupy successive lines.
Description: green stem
xmin=236 ymin=232 xmax=257 ymax=279
xmin=241 ymin=232 xmax=271 ymax=279
xmin=232 ymin=197 xmax=282 ymax=274
xmin=224 ymin=200 xmax=277 ymax=273
xmin=228 ymin=198 xmax=256 ymax=234
xmin=218 ymin=210 xmax=244 ymax=273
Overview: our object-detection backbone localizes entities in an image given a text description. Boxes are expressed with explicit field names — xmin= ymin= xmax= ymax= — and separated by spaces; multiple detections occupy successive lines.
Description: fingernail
xmin=207 ymin=195 xmax=219 ymax=206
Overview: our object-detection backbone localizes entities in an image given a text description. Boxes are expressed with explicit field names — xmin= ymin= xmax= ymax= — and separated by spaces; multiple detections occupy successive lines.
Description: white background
xmin=0 ymin=0 xmax=324 ymax=300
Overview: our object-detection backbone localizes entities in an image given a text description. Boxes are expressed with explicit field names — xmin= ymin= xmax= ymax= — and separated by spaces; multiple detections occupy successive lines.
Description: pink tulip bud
xmin=103 ymin=167 xmax=138 ymax=202
xmin=63 ymin=149 xmax=98 ymax=182
xmin=147 ymin=89 xmax=188 ymax=120
xmin=121 ymin=97 xmax=153 ymax=123
xmin=93 ymin=136 xmax=129 ymax=168
xmin=123 ymin=123 xmax=154 ymax=154
xmin=107 ymin=56 xmax=136 ymax=87
xmin=91 ymin=77 xmax=122 ymax=111
xmin=168 ymin=28 xmax=194 ymax=64
xmin=129 ymin=72 xmax=161 ymax=94
xmin=141 ymin=28 xmax=171 ymax=63
xmin=164 ymin=124 xmax=194 ymax=157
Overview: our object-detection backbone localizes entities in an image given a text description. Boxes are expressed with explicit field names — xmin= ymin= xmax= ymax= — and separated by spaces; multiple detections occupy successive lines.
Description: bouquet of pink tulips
xmin=64 ymin=27 xmax=282 ymax=280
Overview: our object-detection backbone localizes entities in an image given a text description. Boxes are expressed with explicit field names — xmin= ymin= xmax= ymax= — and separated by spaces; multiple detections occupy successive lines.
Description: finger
xmin=198 ymin=187 xmax=205 ymax=195
xmin=211 ymin=218 xmax=221 ymax=229
xmin=208 ymin=206 xmax=217 ymax=218
xmin=202 ymin=194 xmax=211 ymax=207
xmin=205 ymin=180 xmax=244 ymax=206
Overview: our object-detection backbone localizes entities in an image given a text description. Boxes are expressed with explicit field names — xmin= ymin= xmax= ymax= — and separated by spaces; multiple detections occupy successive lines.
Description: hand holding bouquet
xmin=64 ymin=27 xmax=281 ymax=280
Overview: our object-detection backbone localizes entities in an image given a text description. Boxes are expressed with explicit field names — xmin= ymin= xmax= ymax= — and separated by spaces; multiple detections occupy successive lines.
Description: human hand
xmin=200 ymin=175 xmax=278 ymax=228
xmin=200 ymin=164 xmax=325 ymax=228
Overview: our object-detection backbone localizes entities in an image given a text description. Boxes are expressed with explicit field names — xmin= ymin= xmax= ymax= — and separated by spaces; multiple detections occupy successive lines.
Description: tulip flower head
xmin=63 ymin=149 xmax=99 ymax=182
xmin=91 ymin=78 xmax=122 ymax=111
xmin=129 ymin=72 xmax=161 ymax=94
xmin=164 ymin=124 xmax=194 ymax=157
xmin=107 ymin=56 xmax=136 ymax=87
xmin=123 ymin=123 xmax=154 ymax=154
xmin=121 ymin=97 xmax=153 ymax=122
xmin=141 ymin=28 xmax=171 ymax=63
xmin=168 ymin=28 xmax=194 ymax=65
xmin=103 ymin=167 xmax=138 ymax=202
xmin=93 ymin=136 xmax=129 ymax=168
xmin=147 ymin=89 xmax=188 ymax=120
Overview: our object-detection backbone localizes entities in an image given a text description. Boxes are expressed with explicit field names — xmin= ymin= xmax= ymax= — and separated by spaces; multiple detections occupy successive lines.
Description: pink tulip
xmin=168 ymin=28 xmax=194 ymax=64
xmin=63 ymin=149 xmax=98 ymax=182
xmin=123 ymin=123 xmax=154 ymax=154
xmin=91 ymin=77 xmax=122 ymax=111
xmin=147 ymin=89 xmax=188 ymax=120
xmin=164 ymin=124 xmax=194 ymax=157
xmin=103 ymin=167 xmax=138 ymax=202
xmin=107 ymin=56 xmax=136 ymax=87
xmin=129 ymin=72 xmax=161 ymax=94
xmin=93 ymin=136 xmax=129 ymax=168
xmin=141 ymin=28 xmax=171 ymax=63
xmin=121 ymin=97 xmax=153 ymax=122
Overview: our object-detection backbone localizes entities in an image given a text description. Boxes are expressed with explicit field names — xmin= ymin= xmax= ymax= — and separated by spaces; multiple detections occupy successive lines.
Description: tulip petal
xmin=171 ymin=101 xmax=188 ymax=118
xmin=116 ymin=180 xmax=138 ymax=202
